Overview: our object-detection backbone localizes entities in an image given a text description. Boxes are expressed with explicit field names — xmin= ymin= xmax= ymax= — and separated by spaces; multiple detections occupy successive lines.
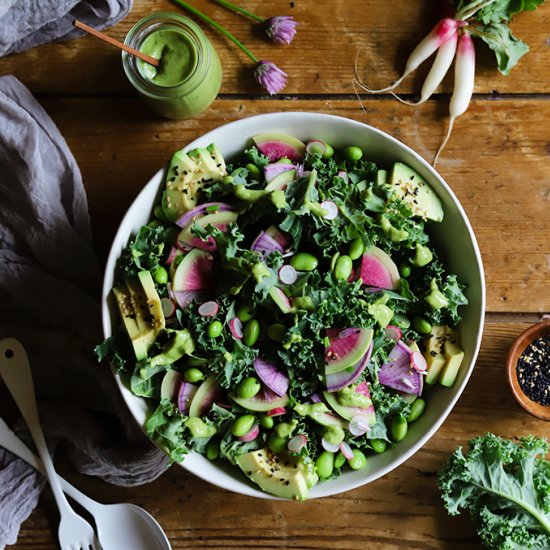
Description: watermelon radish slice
xmin=325 ymin=341 xmax=373 ymax=392
xmin=175 ymin=202 xmax=234 ymax=229
xmin=172 ymin=290 xmax=209 ymax=309
xmin=266 ymin=407 xmax=286 ymax=417
xmin=229 ymin=317 xmax=243 ymax=340
xmin=251 ymin=231 xmax=284 ymax=256
xmin=339 ymin=442 xmax=354 ymax=460
xmin=160 ymin=369 xmax=183 ymax=401
xmin=177 ymin=381 xmax=198 ymax=414
xmin=172 ymin=249 xmax=216 ymax=292
xmin=358 ymin=247 xmax=400 ymax=290
xmin=287 ymin=434 xmax=307 ymax=453
xmin=325 ymin=328 xmax=373 ymax=375
xmin=198 ymin=300 xmax=219 ymax=317
xmin=229 ymin=386 xmax=289 ymax=412
xmin=264 ymin=163 xmax=296 ymax=183
xmin=253 ymin=357 xmax=289 ymax=397
xmin=188 ymin=375 xmax=222 ymax=417
xmin=265 ymin=225 xmax=290 ymax=249
xmin=264 ymin=169 xmax=296 ymax=192
xmin=378 ymin=342 xmax=424 ymax=396
xmin=252 ymin=132 xmax=306 ymax=162
xmin=177 ymin=210 xmax=239 ymax=251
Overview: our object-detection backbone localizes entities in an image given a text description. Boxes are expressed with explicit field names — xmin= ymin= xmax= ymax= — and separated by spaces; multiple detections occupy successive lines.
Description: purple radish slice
xmin=349 ymin=415 xmax=371 ymax=436
xmin=238 ymin=424 xmax=260 ymax=443
xmin=175 ymin=202 xmax=234 ymax=229
xmin=173 ymin=290 xmax=209 ymax=310
xmin=198 ymin=300 xmax=219 ymax=317
xmin=320 ymin=200 xmax=338 ymax=220
xmin=295 ymin=163 xmax=305 ymax=178
xmin=252 ymin=132 xmax=306 ymax=162
xmin=177 ymin=381 xmax=198 ymax=414
xmin=267 ymin=406 xmax=286 ymax=417
xmin=310 ymin=393 xmax=322 ymax=403
xmin=229 ymin=317 xmax=243 ymax=340
xmin=306 ymin=140 xmax=326 ymax=156
xmin=269 ymin=286 xmax=294 ymax=314
xmin=287 ymin=434 xmax=307 ymax=453
xmin=321 ymin=438 xmax=340 ymax=453
xmin=165 ymin=246 xmax=181 ymax=266
xmin=339 ymin=442 xmax=354 ymax=460
xmin=378 ymin=343 xmax=423 ymax=396
xmin=265 ymin=225 xmax=290 ymax=249
xmin=264 ymin=163 xmax=296 ymax=183
xmin=253 ymin=358 xmax=290 ymax=397
xmin=172 ymin=248 xmax=216 ymax=292
xmin=325 ymin=328 xmax=373 ymax=375
xmin=337 ymin=170 xmax=349 ymax=184
xmin=411 ymin=351 xmax=427 ymax=372
xmin=161 ymin=297 xmax=176 ymax=318
xmin=396 ymin=340 xmax=412 ymax=355
xmin=177 ymin=210 xmax=239 ymax=251
xmin=230 ymin=387 xmax=289 ymax=412
xmin=278 ymin=265 xmax=297 ymax=285
xmin=325 ymin=341 xmax=373 ymax=392
xmin=384 ymin=325 xmax=403 ymax=341
xmin=188 ymin=375 xmax=221 ymax=417
xmin=358 ymin=247 xmax=400 ymax=290
xmin=251 ymin=231 xmax=284 ymax=256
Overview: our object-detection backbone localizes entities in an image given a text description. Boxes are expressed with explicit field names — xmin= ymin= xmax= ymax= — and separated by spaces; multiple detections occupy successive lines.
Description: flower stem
xmin=172 ymin=0 xmax=258 ymax=62
xmin=213 ymin=0 xmax=264 ymax=23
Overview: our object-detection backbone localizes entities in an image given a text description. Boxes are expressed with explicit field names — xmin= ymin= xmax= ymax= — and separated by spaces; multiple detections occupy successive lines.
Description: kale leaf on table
xmin=438 ymin=433 xmax=550 ymax=549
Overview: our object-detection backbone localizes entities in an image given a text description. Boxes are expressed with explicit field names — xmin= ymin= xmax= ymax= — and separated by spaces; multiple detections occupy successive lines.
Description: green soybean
xmin=399 ymin=262 xmax=411 ymax=278
xmin=316 ymin=451 xmax=335 ymax=480
xmin=183 ymin=368 xmax=204 ymax=383
xmin=393 ymin=313 xmax=410 ymax=329
xmin=277 ymin=158 xmax=293 ymax=165
xmin=267 ymin=323 xmax=287 ymax=342
xmin=236 ymin=304 xmax=255 ymax=322
xmin=243 ymin=319 xmax=260 ymax=346
xmin=153 ymin=205 xmax=167 ymax=220
xmin=232 ymin=414 xmax=255 ymax=437
xmin=245 ymin=163 xmax=261 ymax=178
xmin=391 ymin=415 xmax=408 ymax=442
xmin=348 ymin=238 xmax=365 ymax=260
xmin=348 ymin=449 xmax=367 ymax=470
xmin=322 ymin=143 xmax=334 ymax=159
xmin=371 ymin=439 xmax=387 ymax=454
xmin=334 ymin=255 xmax=352 ymax=281
xmin=408 ymin=398 xmax=426 ymax=423
xmin=330 ymin=252 xmax=340 ymax=272
xmin=343 ymin=146 xmax=363 ymax=161
xmin=152 ymin=266 xmax=168 ymax=285
xmin=206 ymin=438 xmax=220 ymax=460
xmin=290 ymin=252 xmax=318 ymax=272
xmin=147 ymin=220 xmax=162 ymax=228
xmin=260 ymin=415 xmax=274 ymax=429
xmin=207 ymin=320 xmax=223 ymax=339
xmin=413 ymin=316 xmax=432 ymax=335
xmin=268 ymin=432 xmax=287 ymax=453
xmin=237 ymin=376 xmax=261 ymax=399
xmin=334 ymin=451 xmax=346 ymax=469
xmin=308 ymin=141 xmax=326 ymax=156
xmin=222 ymin=175 xmax=234 ymax=184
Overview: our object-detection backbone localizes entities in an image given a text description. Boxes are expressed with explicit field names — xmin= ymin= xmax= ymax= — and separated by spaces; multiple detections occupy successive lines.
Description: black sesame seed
xmin=517 ymin=335 xmax=550 ymax=406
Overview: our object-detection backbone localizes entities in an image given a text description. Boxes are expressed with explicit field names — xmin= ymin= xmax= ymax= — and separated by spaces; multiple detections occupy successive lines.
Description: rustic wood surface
xmin=1 ymin=0 xmax=550 ymax=548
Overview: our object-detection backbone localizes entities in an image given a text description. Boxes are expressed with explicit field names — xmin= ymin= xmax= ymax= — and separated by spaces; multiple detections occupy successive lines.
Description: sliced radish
xmin=287 ymin=434 xmax=307 ymax=453
xmin=177 ymin=381 xmax=198 ymax=414
xmin=198 ymin=300 xmax=219 ymax=317
xmin=306 ymin=140 xmax=326 ymax=156
xmin=310 ymin=393 xmax=322 ymax=403
xmin=238 ymin=424 xmax=260 ymax=443
xmin=339 ymin=441 xmax=354 ymax=460
xmin=384 ymin=325 xmax=403 ymax=341
xmin=264 ymin=163 xmax=296 ymax=183
xmin=165 ymin=246 xmax=181 ymax=266
xmin=253 ymin=358 xmax=290 ymax=397
xmin=229 ymin=317 xmax=243 ymax=340
xmin=349 ymin=415 xmax=371 ymax=437
xmin=320 ymin=200 xmax=338 ymax=220
xmin=321 ymin=438 xmax=340 ymax=453
xmin=411 ymin=351 xmax=427 ymax=372
xmin=278 ymin=265 xmax=297 ymax=285
xmin=161 ymin=297 xmax=176 ymax=318
xmin=325 ymin=341 xmax=373 ymax=392
xmin=266 ymin=407 xmax=286 ymax=417
xmin=401 ymin=377 xmax=416 ymax=391
xmin=173 ymin=290 xmax=209 ymax=309
xmin=251 ymin=230 xmax=285 ymax=256
xmin=337 ymin=170 xmax=349 ymax=184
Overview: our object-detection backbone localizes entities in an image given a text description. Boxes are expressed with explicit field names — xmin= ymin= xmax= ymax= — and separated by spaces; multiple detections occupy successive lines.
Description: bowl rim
xmin=101 ymin=111 xmax=486 ymax=499
xmin=506 ymin=320 xmax=550 ymax=421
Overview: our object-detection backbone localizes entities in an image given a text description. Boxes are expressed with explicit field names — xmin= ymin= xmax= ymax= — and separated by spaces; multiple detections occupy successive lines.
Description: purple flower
xmin=265 ymin=16 xmax=298 ymax=45
xmin=254 ymin=61 xmax=287 ymax=95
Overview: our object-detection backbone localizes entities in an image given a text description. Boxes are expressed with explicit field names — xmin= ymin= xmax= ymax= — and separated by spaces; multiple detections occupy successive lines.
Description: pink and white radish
xmin=238 ymin=424 xmax=260 ymax=443
xmin=229 ymin=317 xmax=243 ymax=339
xmin=339 ymin=441 xmax=354 ymax=460
xmin=278 ymin=265 xmax=297 ymax=285
xmin=433 ymin=30 xmax=476 ymax=165
xmin=198 ymin=300 xmax=219 ymax=317
xmin=287 ymin=434 xmax=307 ymax=453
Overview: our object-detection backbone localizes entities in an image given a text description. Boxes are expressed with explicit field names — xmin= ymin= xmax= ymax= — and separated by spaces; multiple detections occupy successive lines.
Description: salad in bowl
xmin=99 ymin=113 xmax=483 ymax=500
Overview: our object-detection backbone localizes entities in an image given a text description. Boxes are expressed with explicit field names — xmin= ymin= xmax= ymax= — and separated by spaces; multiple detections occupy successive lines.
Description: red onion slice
xmin=175 ymin=202 xmax=234 ymax=228
xmin=177 ymin=381 xmax=198 ymax=414
xmin=278 ymin=265 xmax=297 ymax=285
xmin=198 ymin=300 xmax=219 ymax=317
xmin=251 ymin=231 xmax=285 ymax=256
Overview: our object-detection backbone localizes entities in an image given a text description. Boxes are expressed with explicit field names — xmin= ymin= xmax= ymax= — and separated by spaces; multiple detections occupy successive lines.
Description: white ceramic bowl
xmin=102 ymin=112 xmax=485 ymax=499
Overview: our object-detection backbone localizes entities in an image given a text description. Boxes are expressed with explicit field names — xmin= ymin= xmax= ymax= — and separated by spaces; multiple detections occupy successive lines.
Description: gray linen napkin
xmin=0 ymin=75 xmax=169 ymax=549
xmin=0 ymin=0 xmax=132 ymax=57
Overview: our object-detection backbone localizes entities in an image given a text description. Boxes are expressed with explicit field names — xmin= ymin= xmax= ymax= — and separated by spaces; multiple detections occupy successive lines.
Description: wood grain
xmin=0 ymin=1 xmax=548 ymax=95
xmin=12 ymin=322 xmax=550 ymax=550
xmin=38 ymin=96 xmax=550 ymax=313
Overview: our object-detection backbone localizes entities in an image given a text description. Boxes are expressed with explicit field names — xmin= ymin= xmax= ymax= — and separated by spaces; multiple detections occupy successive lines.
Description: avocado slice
xmin=439 ymin=327 xmax=465 ymax=387
xmin=236 ymin=448 xmax=318 ymax=500
xmin=162 ymin=151 xmax=198 ymax=221
xmin=375 ymin=169 xmax=388 ymax=185
xmin=137 ymin=271 xmax=165 ymax=333
xmin=424 ymin=325 xmax=447 ymax=385
xmin=389 ymin=162 xmax=444 ymax=222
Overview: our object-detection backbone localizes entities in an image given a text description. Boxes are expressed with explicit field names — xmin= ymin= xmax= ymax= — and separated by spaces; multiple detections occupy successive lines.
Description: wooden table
xmin=1 ymin=1 xmax=549 ymax=548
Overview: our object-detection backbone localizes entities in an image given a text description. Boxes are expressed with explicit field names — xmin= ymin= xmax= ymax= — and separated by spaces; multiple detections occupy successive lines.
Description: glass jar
xmin=123 ymin=13 xmax=222 ymax=120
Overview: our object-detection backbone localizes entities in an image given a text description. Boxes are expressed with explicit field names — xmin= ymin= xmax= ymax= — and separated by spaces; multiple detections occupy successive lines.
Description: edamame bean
xmin=267 ymin=323 xmax=287 ymax=342
xmin=399 ymin=262 xmax=411 ymax=278
xmin=243 ymin=319 xmax=260 ymax=346
xmin=207 ymin=320 xmax=223 ymax=339
xmin=147 ymin=220 xmax=162 ymax=229
xmin=153 ymin=205 xmax=167 ymax=220
xmin=333 ymin=255 xmax=352 ymax=281
xmin=371 ymin=439 xmax=387 ymax=454
xmin=232 ymin=414 xmax=255 ymax=437
xmin=222 ymin=175 xmax=234 ymax=184
xmin=260 ymin=415 xmax=274 ymax=429
xmin=277 ymin=158 xmax=293 ymax=165
xmin=206 ymin=438 xmax=220 ymax=460
xmin=348 ymin=238 xmax=365 ymax=260
xmin=322 ymin=143 xmax=334 ymax=159
xmin=268 ymin=432 xmax=287 ymax=453
xmin=245 ymin=163 xmax=261 ymax=179
xmin=334 ymin=451 xmax=346 ymax=469
xmin=308 ymin=141 xmax=326 ymax=156
xmin=408 ymin=398 xmax=426 ymax=423
xmin=237 ymin=376 xmax=261 ymax=399
xmin=343 ymin=146 xmax=363 ymax=162
xmin=152 ymin=266 xmax=168 ymax=285
xmin=348 ymin=449 xmax=367 ymax=470
xmin=393 ymin=313 xmax=410 ymax=329
xmin=413 ymin=316 xmax=432 ymax=335
xmin=391 ymin=415 xmax=408 ymax=442
xmin=330 ymin=252 xmax=340 ymax=272
xmin=316 ymin=451 xmax=335 ymax=479
xmin=236 ymin=304 xmax=255 ymax=322
xmin=184 ymin=368 xmax=204 ymax=383
xmin=290 ymin=252 xmax=318 ymax=272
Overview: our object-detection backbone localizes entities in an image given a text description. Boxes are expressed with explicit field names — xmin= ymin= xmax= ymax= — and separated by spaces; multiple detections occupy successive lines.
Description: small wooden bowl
xmin=506 ymin=320 xmax=550 ymax=421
